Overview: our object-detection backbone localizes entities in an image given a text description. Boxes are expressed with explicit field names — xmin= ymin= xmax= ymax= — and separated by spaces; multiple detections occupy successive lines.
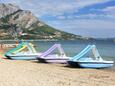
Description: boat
xmin=68 ymin=45 xmax=114 ymax=68
xmin=5 ymin=42 xmax=41 ymax=60
xmin=37 ymin=44 xmax=69 ymax=63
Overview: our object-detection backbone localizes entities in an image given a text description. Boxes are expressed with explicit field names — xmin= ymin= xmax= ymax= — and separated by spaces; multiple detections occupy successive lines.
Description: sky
xmin=0 ymin=0 xmax=115 ymax=38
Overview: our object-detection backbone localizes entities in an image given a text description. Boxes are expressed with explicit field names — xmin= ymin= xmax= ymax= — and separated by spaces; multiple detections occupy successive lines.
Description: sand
xmin=0 ymin=48 xmax=115 ymax=86
xmin=0 ymin=59 xmax=114 ymax=86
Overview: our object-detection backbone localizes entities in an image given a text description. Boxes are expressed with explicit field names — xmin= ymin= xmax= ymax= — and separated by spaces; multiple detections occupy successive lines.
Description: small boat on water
xmin=37 ymin=44 xmax=69 ymax=63
xmin=5 ymin=42 xmax=41 ymax=60
xmin=68 ymin=45 xmax=114 ymax=68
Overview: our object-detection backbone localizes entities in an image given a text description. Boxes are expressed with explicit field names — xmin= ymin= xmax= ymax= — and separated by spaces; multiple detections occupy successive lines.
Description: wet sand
xmin=0 ymin=48 xmax=115 ymax=86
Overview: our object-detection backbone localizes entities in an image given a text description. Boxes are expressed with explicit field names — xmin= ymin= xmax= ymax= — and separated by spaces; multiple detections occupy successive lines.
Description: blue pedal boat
xmin=68 ymin=45 xmax=114 ymax=68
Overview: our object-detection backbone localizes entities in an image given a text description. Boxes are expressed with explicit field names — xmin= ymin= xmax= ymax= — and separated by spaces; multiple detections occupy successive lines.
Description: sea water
xmin=2 ymin=40 xmax=115 ymax=60
xmin=33 ymin=40 xmax=115 ymax=58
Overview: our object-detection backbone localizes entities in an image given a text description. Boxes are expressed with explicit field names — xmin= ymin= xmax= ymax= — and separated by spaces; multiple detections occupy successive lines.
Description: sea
xmin=1 ymin=39 xmax=115 ymax=70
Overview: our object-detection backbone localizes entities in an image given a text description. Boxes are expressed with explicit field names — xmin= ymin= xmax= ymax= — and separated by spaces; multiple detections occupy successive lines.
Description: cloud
xmin=46 ymin=19 xmax=115 ymax=38
xmin=1 ymin=0 xmax=110 ymax=17
xmin=86 ymin=5 xmax=115 ymax=19
xmin=103 ymin=6 xmax=115 ymax=12
xmin=102 ymin=6 xmax=115 ymax=18
xmin=70 ymin=14 xmax=115 ymax=20
xmin=1 ymin=0 xmax=111 ymax=20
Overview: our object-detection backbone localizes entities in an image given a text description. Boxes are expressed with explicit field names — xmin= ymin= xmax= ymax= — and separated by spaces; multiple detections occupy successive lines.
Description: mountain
xmin=0 ymin=3 xmax=84 ymax=40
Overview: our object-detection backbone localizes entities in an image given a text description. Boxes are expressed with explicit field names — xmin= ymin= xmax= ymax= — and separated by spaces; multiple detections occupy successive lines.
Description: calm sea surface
xmin=1 ymin=40 xmax=115 ymax=70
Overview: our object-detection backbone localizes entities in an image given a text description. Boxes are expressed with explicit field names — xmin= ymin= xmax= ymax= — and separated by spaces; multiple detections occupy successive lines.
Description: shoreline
xmin=0 ymin=46 xmax=115 ymax=72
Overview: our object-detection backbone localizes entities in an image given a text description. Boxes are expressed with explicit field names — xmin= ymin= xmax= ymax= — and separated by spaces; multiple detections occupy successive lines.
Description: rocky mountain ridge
xmin=0 ymin=3 xmax=84 ymax=40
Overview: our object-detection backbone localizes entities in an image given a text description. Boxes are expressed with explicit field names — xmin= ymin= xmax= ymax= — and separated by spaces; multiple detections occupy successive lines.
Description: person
xmin=0 ymin=43 xmax=3 ymax=49
xmin=15 ymin=41 xmax=19 ymax=44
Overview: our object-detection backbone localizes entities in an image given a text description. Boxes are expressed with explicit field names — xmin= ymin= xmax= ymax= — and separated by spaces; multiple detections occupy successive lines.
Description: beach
xmin=0 ymin=48 xmax=115 ymax=86
xmin=0 ymin=1 xmax=115 ymax=86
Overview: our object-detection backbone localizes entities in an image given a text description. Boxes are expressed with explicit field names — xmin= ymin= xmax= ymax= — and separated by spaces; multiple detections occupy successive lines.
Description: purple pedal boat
xmin=37 ymin=44 xmax=69 ymax=63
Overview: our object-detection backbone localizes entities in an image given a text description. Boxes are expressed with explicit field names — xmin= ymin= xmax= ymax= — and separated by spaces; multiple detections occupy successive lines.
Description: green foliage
xmin=1 ymin=17 xmax=9 ymax=23
xmin=0 ymin=24 xmax=10 ymax=29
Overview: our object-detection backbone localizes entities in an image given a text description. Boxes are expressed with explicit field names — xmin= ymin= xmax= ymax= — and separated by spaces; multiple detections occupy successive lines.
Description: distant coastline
xmin=0 ymin=38 xmax=114 ymax=42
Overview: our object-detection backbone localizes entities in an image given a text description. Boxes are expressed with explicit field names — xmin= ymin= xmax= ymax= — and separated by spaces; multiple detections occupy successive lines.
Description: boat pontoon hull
xmin=37 ymin=55 xmax=69 ymax=63
xmin=38 ymin=57 xmax=68 ymax=63
xmin=5 ymin=54 xmax=38 ymax=60
xmin=5 ymin=55 xmax=37 ymax=60
xmin=5 ymin=53 xmax=42 ymax=60
xmin=68 ymin=61 xmax=114 ymax=68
